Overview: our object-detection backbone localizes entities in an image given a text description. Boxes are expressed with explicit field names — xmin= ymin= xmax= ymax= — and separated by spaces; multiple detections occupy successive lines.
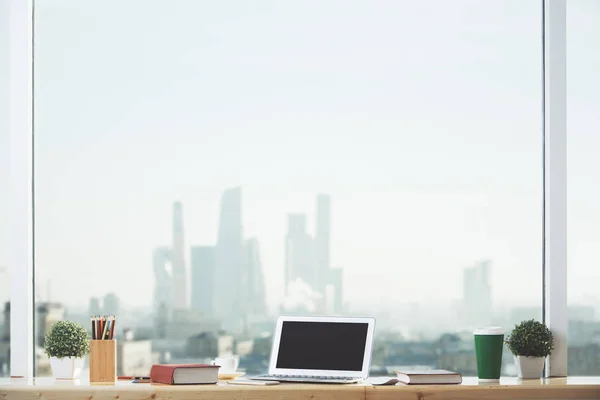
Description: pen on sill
xmin=118 ymin=376 xmax=151 ymax=380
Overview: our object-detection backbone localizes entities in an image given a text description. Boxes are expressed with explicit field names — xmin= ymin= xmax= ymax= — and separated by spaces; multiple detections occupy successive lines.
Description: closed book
xmin=150 ymin=364 xmax=219 ymax=385
xmin=395 ymin=370 xmax=462 ymax=385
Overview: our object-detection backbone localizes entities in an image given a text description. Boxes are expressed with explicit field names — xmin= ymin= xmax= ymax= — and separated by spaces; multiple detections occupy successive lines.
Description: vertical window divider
xmin=543 ymin=0 xmax=568 ymax=378
xmin=8 ymin=0 xmax=34 ymax=379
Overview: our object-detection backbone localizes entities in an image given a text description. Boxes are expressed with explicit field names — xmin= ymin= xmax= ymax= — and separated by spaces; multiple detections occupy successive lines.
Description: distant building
xmin=89 ymin=297 xmax=102 ymax=316
xmin=37 ymin=302 xmax=65 ymax=347
xmin=213 ymin=187 xmax=244 ymax=332
xmin=152 ymin=202 xmax=189 ymax=317
xmin=166 ymin=309 xmax=221 ymax=340
xmin=153 ymin=246 xmax=172 ymax=315
xmin=569 ymin=343 xmax=600 ymax=375
xmin=569 ymin=320 xmax=600 ymax=346
xmin=0 ymin=341 xmax=8 ymax=377
xmin=328 ymin=268 xmax=343 ymax=314
xmin=155 ymin=302 xmax=169 ymax=339
xmin=171 ymin=201 xmax=188 ymax=310
xmin=186 ymin=332 xmax=218 ymax=359
xmin=117 ymin=340 xmax=153 ymax=376
xmin=508 ymin=306 xmax=541 ymax=328
xmin=285 ymin=214 xmax=317 ymax=293
xmin=242 ymin=238 xmax=266 ymax=317
xmin=315 ymin=194 xmax=331 ymax=294
xmin=2 ymin=302 xmax=9 ymax=341
xmin=283 ymin=195 xmax=343 ymax=314
xmin=185 ymin=332 xmax=234 ymax=359
xmin=1 ymin=302 xmax=9 ymax=376
xmin=462 ymin=261 xmax=492 ymax=327
xmin=569 ymin=305 xmax=596 ymax=322
xmin=103 ymin=293 xmax=120 ymax=317
xmin=191 ymin=246 xmax=215 ymax=317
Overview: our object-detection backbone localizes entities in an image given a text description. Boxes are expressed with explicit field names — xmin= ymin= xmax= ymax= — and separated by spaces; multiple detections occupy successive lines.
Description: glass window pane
xmin=0 ymin=0 xmax=11 ymax=377
xmin=34 ymin=0 xmax=542 ymax=377
xmin=567 ymin=0 xmax=600 ymax=376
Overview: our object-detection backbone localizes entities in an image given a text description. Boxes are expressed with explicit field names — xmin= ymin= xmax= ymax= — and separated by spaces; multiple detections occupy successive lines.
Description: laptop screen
xmin=275 ymin=321 xmax=369 ymax=371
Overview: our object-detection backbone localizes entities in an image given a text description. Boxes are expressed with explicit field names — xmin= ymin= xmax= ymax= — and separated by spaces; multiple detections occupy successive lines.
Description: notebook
xmin=150 ymin=364 xmax=219 ymax=385
xmin=248 ymin=315 xmax=376 ymax=384
xmin=395 ymin=369 xmax=462 ymax=385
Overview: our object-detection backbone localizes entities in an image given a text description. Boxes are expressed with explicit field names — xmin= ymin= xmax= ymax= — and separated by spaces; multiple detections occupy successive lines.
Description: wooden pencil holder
xmin=89 ymin=340 xmax=117 ymax=383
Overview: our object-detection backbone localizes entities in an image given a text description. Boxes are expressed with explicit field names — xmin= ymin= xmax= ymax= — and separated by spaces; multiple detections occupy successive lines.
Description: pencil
xmin=97 ymin=316 xmax=103 ymax=340
xmin=102 ymin=317 xmax=110 ymax=340
xmin=109 ymin=315 xmax=116 ymax=340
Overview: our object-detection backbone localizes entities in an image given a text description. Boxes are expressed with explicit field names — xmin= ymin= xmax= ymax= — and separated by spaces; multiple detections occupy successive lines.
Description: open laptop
xmin=250 ymin=315 xmax=376 ymax=384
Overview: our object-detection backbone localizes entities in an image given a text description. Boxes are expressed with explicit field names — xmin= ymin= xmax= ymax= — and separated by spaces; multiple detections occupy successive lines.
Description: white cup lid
xmin=474 ymin=327 xmax=504 ymax=335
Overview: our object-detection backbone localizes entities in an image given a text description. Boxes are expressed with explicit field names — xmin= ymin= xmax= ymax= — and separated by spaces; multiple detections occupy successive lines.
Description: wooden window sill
xmin=1 ymin=377 xmax=599 ymax=400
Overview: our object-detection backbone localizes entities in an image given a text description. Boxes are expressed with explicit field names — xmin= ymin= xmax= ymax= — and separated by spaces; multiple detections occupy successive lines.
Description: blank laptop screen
xmin=275 ymin=321 xmax=369 ymax=371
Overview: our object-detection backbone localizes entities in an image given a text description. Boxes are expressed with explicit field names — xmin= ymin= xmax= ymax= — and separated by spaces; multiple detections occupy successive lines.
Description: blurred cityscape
xmin=0 ymin=188 xmax=599 ymax=377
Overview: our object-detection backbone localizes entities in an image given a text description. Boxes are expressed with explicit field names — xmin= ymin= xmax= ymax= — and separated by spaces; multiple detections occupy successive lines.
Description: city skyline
xmin=153 ymin=189 xmax=340 ymax=331
xmin=1 ymin=0 xmax=600 ymax=315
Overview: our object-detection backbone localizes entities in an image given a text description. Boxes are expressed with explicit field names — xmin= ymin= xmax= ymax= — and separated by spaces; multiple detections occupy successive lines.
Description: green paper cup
xmin=474 ymin=327 xmax=504 ymax=381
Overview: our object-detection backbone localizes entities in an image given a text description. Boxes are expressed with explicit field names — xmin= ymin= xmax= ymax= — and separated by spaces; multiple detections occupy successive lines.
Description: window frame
xmin=8 ymin=0 xmax=34 ymax=378
xmin=543 ymin=0 xmax=567 ymax=378
xmin=7 ymin=0 xmax=568 ymax=378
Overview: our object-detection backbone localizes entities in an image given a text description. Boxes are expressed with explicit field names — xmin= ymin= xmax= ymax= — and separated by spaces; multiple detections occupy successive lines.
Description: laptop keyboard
xmin=254 ymin=374 xmax=361 ymax=383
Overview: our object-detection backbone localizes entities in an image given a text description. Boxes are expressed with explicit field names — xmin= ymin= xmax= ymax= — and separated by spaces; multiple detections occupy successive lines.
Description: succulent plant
xmin=44 ymin=320 xmax=90 ymax=359
xmin=505 ymin=319 xmax=554 ymax=357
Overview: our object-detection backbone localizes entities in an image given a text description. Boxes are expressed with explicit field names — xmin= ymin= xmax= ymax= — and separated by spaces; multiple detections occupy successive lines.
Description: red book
xmin=150 ymin=364 xmax=220 ymax=385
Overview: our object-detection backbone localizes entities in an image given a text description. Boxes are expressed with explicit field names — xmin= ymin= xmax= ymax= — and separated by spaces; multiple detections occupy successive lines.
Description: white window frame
xmin=7 ymin=0 xmax=568 ymax=377
xmin=8 ymin=0 xmax=34 ymax=378
xmin=543 ymin=0 xmax=567 ymax=378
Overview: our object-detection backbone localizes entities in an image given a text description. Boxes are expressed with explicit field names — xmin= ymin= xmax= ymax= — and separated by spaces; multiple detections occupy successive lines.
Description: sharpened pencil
xmin=99 ymin=316 xmax=103 ymax=340
xmin=109 ymin=315 xmax=116 ymax=340
xmin=102 ymin=317 xmax=109 ymax=340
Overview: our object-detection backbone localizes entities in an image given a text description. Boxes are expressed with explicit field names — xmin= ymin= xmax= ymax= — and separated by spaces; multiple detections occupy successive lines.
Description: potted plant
xmin=44 ymin=320 xmax=90 ymax=379
xmin=505 ymin=319 xmax=554 ymax=379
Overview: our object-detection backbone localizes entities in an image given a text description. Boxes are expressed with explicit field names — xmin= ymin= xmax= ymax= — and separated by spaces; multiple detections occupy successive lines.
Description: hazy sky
xmin=1 ymin=1 xmax=599 ymax=318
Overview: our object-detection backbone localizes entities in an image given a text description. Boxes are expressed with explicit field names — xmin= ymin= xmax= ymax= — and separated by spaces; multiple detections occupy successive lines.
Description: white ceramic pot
xmin=514 ymin=355 xmax=545 ymax=379
xmin=50 ymin=356 xmax=85 ymax=379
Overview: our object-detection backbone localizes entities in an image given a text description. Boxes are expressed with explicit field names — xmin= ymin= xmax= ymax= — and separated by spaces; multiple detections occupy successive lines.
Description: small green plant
xmin=44 ymin=320 xmax=90 ymax=359
xmin=505 ymin=319 xmax=554 ymax=358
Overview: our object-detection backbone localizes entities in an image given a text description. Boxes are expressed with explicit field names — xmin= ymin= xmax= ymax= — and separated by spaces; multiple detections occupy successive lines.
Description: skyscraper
xmin=171 ymin=202 xmax=188 ymax=310
xmin=37 ymin=303 xmax=65 ymax=347
xmin=285 ymin=214 xmax=317 ymax=293
xmin=243 ymin=238 xmax=266 ymax=316
xmin=283 ymin=194 xmax=343 ymax=314
xmin=103 ymin=292 xmax=121 ymax=316
xmin=463 ymin=260 xmax=493 ymax=327
xmin=315 ymin=194 xmax=331 ymax=294
xmin=153 ymin=246 xmax=172 ymax=314
xmin=191 ymin=246 xmax=215 ymax=317
xmin=89 ymin=297 xmax=102 ymax=316
xmin=329 ymin=268 xmax=343 ymax=314
xmin=213 ymin=187 xmax=244 ymax=331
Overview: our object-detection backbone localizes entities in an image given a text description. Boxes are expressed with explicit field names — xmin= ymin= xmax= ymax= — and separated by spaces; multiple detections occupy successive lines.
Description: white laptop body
xmin=250 ymin=315 xmax=376 ymax=384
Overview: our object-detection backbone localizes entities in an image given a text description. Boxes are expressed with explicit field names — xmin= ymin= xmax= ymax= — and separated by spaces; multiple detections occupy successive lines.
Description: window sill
xmin=0 ymin=376 xmax=599 ymax=400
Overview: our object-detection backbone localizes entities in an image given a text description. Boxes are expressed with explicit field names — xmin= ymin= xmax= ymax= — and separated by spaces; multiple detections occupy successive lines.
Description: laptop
xmin=250 ymin=315 xmax=376 ymax=384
